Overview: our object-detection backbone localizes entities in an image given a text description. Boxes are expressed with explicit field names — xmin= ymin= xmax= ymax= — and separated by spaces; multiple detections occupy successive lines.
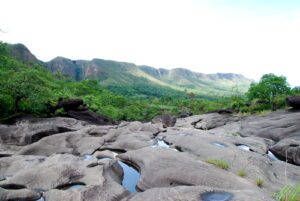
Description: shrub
xmin=255 ymin=178 xmax=264 ymax=187
xmin=274 ymin=183 xmax=300 ymax=201
xmin=237 ymin=170 xmax=247 ymax=177
xmin=205 ymin=159 xmax=229 ymax=170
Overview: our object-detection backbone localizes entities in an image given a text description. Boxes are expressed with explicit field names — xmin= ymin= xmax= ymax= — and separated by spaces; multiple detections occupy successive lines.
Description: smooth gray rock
xmin=118 ymin=147 xmax=259 ymax=191
xmin=0 ymin=188 xmax=41 ymax=201
xmin=128 ymin=186 xmax=275 ymax=201
xmin=0 ymin=110 xmax=299 ymax=201
xmin=162 ymin=131 xmax=300 ymax=192
xmin=43 ymin=159 xmax=130 ymax=201
xmin=17 ymin=130 xmax=105 ymax=156
xmin=0 ymin=117 xmax=87 ymax=145
xmin=152 ymin=114 xmax=177 ymax=128
xmin=0 ymin=154 xmax=102 ymax=190
xmin=192 ymin=113 xmax=240 ymax=130
xmin=239 ymin=110 xmax=300 ymax=141
xmin=270 ymin=138 xmax=300 ymax=165
xmin=239 ymin=110 xmax=300 ymax=165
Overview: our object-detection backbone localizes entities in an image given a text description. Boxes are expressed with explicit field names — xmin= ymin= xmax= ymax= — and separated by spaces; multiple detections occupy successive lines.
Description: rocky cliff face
xmin=0 ymin=109 xmax=299 ymax=201
xmin=8 ymin=43 xmax=253 ymax=97
xmin=47 ymin=57 xmax=83 ymax=81
xmin=9 ymin=43 xmax=41 ymax=64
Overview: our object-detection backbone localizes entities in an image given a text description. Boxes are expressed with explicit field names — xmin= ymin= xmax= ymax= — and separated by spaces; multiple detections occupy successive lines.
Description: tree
xmin=0 ymin=67 xmax=52 ymax=113
xmin=292 ymin=86 xmax=300 ymax=95
xmin=247 ymin=73 xmax=290 ymax=110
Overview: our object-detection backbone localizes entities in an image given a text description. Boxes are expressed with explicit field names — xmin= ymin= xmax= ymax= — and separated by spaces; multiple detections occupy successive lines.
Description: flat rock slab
xmin=162 ymin=132 xmax=300 ymax=192
xmin=239 ymin=110 xmax=300 ymax=165
xmin=118 ymin=147 xmax=259 ymax=191
xmin=0 ymin=187 xmax=41 ymax=201
xmin=17 ymin=130 xmax=105 ymax=156
xmin=0 ymin=110 xmax=300 ymax=201
xmin=0 ymin=117 xmax=87 ymax=145
xmin=128 ymin=186 xmax=276 ymax=201
xmin=0 ymin=154 xmax=103 ymax=190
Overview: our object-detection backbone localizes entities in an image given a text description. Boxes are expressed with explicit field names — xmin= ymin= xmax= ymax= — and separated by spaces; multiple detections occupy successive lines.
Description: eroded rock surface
xmin=1 ymin=110 xmax=300 ymax=200
xmin=0 ymin=117 xmax=87 ymax=145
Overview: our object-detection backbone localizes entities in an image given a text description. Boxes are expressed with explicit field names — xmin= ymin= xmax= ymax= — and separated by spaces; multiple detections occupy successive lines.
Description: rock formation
xmin=53 ymin=98 xmax=116 ymax=125
xmin=286 ymin=95 xmax=300 ymax=109
xmin=0 ymin=109 xmax=300 ymax=200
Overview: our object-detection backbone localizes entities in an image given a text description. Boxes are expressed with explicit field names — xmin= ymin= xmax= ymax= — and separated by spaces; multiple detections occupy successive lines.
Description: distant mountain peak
xmin=9 ymin=43 xmax=40 ymax=64
xmin=8 ymin=43 xmax=253 ymax=98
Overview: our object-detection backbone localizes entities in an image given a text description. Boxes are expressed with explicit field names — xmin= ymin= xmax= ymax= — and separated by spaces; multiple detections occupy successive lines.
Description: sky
xmin=1 ymin=0 xmax=300 ymax=86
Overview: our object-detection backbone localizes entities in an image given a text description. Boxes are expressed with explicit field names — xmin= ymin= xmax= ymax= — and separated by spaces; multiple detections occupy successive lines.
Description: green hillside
xmin=8 ymin=43 xmax=252 ymax=99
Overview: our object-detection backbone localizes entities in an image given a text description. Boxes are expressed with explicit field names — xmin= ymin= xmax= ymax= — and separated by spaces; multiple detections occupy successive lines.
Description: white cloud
xmin=1 ymin=0 xmax=299 ymax=86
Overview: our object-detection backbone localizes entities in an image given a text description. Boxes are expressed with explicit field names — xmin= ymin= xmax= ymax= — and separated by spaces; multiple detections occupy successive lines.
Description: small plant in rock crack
xmin=232 ymin=133 xmax=239 ymax=136
xmin=255 ymin=178 xmax=264 ymax=187
xmin=273 ymin=183 xmax=300 ymax=201
xmin=236 ymin=170 xmax=247 ymax=177
xmin=205 ymin=159 xmax=229 ymax=170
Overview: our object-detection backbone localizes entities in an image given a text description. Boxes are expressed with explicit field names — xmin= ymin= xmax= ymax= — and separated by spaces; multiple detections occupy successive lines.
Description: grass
xmin=236 ymin=170 xmax=247 ymax=177
xmin=232 ymin=133 xmax=239 ymax=136
xmin=205 ymin=159 xmax=229 ymax=170
xmin=255 ymin=178 xmax=264 ymax=187
xmin=274 ymin=183 xmax=300 ymax=201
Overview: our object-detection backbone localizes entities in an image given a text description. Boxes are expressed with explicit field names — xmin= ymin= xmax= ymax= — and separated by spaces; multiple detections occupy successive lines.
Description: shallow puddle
xmin=211 ymin=142 xmax=228 ymax=147
xmin=267 ymin=151 xmax=281 ymax=161
xmin=65 ymin=184 xmax=85 ymax=190
xmin=82 ymin=155 xmax=93 ymax=161
xmin=178 ymin=133 xmax=193 ymax=136
xmin=118 ymin=161 xmax=140 ymax=193
xmin=201 ymin=192 xmax=233 ymax=201
xmin=236 ymin=144 xmax=251 ymax=151
xmin=151 ymin=139 xmax=171 ymax=148
xmin=36 ymin=196 xmax=45 ymax=201
xmin=58 ymin=183 xmax=86 ymax=190
xmin=98 ymin=157 xmax=112 ymax=161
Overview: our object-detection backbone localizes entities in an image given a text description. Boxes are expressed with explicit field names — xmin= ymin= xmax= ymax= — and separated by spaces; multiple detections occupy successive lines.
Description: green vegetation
xmin=255 ymin=178 xmax=265 ymax=187
xmin=247 ymin=73 xmax=291 ymax=111
xmin=232 ymin=133 xmax=239 ymax=136
xmin=1 ymin=41 xmax=300 ymax=122
xmin=205 ymin=159 xmax=229 ymax=170
xmin=236 ymin=170 xmax=247 ymax=177
xmin=274 ymin=183 xmax=300 ymax=201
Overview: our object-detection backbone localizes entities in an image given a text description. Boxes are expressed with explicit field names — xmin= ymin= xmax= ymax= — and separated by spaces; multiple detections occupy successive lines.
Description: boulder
xmin=286 ymin=95 xmax=300 ymax=109
xmin=177 ymin=112 xmax=193 ymax=118
xmin=270 ymin=138 xmax=300 ymax=165
xmin=206 ymin=108 xmax=239 ymax=114
xmin=52 ymin=98 xmax=116 ymax=126
xmin=152 ymin=114 xmax=176 ymax=128
xmin=67 ymin=110 xmax=116 ymax=125
xmin=56 ymin=98 xmax=85 ymax=111
xmin=191 ymin=113 xmax=240 ymax=130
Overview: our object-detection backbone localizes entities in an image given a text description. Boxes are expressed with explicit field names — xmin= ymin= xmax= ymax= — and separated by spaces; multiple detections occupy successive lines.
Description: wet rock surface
xmin=1 ymin=110 xmax=300 ymax=200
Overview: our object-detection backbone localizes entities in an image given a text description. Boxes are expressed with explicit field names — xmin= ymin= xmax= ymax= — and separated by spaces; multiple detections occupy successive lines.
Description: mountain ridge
xmin=8 ymin=43 xmax=253 ymax=98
